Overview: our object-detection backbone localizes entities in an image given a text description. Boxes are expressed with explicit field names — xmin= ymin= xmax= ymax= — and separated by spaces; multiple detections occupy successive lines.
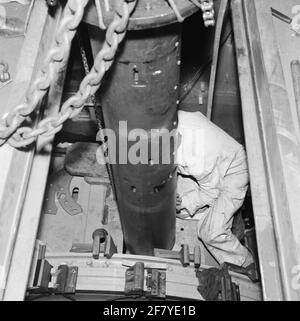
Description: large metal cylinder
xmin=100 ymin=24 xmax=182 ymax=255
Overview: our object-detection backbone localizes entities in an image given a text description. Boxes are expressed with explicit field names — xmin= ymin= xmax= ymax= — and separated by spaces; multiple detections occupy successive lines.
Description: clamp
xmin=70 ymin=228 xmax=118 ymax=260
xmin=154 ymin=244 xmax=202 ymax=269
xmin=124 ymin=262 xmax=167 ymax=299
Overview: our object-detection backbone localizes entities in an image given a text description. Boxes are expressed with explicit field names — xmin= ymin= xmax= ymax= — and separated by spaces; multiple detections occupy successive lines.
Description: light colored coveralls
xmin=176 ymin=110 xmax=253 ymax=267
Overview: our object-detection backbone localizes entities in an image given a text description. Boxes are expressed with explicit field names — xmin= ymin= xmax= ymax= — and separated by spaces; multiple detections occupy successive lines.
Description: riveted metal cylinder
xmin=100 ymin=23 xmax=182 ymax=255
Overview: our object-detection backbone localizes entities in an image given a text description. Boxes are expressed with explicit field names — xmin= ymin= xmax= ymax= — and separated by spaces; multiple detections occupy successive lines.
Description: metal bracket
xmin=145 ymin=268 xmax=166 ymax=299
xmin=154 ymin=244 xmax=201 ymax=269
xmin=125 ymin=262 xmax=145 ymax=296
xmin=70 ymin=229 xmax=118 ymax=260
xmin=42 ymin=169 xmax=83 ymax=216
xmin=31 ymin=259 xmax=53 ymax=292
xmin=54 ymin=264 xmax=79 ymax=295
xmin=124 ymin=262 xmax=167 ymax=299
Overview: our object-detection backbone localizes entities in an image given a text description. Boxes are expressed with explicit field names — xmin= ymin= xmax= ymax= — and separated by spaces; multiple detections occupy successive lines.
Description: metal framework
xmin=232 ymin=0 xmax=300 ymax=300
xmin=0 ymin=0 xmax=67 ymax=300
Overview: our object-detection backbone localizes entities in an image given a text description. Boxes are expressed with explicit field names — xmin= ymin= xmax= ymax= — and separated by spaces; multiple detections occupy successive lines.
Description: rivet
xmin=86 ymin=260 xmax=93 ymax=266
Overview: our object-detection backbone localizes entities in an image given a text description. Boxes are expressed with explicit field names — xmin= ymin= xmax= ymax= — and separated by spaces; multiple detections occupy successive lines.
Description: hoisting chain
xmin=0 ymin=0 xmax=137 ymax=148
xmin=168 ymin=0 xmax=215 ymax=27
xmin=199 ymin=0 xmax=215 ymax=27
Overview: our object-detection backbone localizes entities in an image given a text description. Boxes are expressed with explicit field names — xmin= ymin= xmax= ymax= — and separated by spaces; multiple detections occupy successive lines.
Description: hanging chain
xmin=0 ymin=0 xmax=137 ymax=148
xmin=168 ymin=0 xmax=215 ymax=27
xmin=77 ymin=30 xmax=116 ymax=195
xmin=199 ymin=0 xmax=215 ymax=27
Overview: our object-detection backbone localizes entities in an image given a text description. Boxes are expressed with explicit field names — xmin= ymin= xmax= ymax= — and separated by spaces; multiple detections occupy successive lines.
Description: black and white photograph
xmin=0 ymin=0 xmax=299 ymax=310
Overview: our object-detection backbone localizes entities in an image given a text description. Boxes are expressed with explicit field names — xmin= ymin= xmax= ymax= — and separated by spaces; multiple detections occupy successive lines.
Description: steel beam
xmin=0 ymin=1 xmax=68 ymax=300
xmin=232 ymin=0 xmax=300 ymax=300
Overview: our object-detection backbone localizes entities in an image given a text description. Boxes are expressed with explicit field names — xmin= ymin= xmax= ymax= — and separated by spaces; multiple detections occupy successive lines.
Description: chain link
xmin=0 ymin=0 xmax=137 ymax=148
xmin=199 ymin=0 xmax=215 ymax=27
xmin=168 ymin=0 xmax=215 ymax=26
